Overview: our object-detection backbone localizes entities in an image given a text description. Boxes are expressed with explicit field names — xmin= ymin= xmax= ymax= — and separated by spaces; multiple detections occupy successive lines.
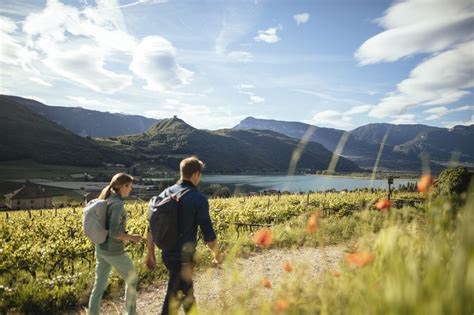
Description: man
xmin=146 ymin=156 xmax=222 ymax=315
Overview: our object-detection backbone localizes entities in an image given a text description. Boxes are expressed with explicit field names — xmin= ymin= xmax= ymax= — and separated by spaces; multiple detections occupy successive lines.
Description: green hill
xmin=117 ymin=117 xmax=360 ymax=173
xmin=0 ymin=95 xmax=131 ymax=166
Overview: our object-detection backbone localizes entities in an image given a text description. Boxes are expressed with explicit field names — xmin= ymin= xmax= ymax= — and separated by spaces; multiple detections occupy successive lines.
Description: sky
xmin=0 ymin=0 xmax=473 ymax=130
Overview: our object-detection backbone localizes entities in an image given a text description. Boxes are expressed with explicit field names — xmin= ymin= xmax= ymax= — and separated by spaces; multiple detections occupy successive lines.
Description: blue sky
xmin=1 ymin=0 xmax=473 ymax=130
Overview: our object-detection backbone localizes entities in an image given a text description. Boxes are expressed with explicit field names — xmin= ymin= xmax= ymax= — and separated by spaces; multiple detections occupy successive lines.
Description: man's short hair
xmin=180 ymin=156 xmax=205 ymax=179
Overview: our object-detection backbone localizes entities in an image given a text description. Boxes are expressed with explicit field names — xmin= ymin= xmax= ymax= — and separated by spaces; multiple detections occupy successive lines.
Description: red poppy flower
xmin=307 ymin=212 xmax=319 ymax=234
xmin=262 ymin=277 xmax=272 ymax=289
xmin=417 ymin=175 xmax=435 ymax=193
xmin=375 ymin=199 xmax=391 ymax=211
xmin=274 ymin=300 xmax=289 ymax=312
xmin=346 ymin=252 xmax=375 ymax=267
xmin=283 ymin=261 xmax=293 ymax=273
xmin=253 ymin=229 xmax=273 ymax=247
xmin=331 ymin=271 xmax=341 ymax=278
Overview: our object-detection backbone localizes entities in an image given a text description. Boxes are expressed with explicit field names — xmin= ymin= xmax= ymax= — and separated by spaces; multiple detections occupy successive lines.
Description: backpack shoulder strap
xmin=173 ymin=187 xmax=192 ymax=202
xmin=104 ymin=199 xmax=119 ymax=230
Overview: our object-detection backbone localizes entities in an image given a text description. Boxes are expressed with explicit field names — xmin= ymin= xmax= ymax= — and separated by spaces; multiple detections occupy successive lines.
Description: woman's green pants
xmin=88 ymin=251 xmax=138 ymax=315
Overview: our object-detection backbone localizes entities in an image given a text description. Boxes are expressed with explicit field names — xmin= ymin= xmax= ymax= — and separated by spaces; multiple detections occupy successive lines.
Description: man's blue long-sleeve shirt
xmin=148 ymin=180 xmax=217 ymax=261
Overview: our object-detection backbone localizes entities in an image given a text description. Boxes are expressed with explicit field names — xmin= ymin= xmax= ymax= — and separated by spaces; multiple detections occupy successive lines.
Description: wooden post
xmin=5 ymin=212 xmax=8 ymax=220
xmin=267 ymin=198 xmax=270 ymax=211
xmin=387 ymin=176 xmax=393 ymax=201
xmin=307 ymin=193 xmax=310 ymax=204
xmin=55 ymin=208 xmax=57 ymax=217
xmin=28 ymin=210 xmax=32 ymax=219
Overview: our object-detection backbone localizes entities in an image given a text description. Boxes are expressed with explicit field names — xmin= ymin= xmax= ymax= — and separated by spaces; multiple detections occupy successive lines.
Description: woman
xmin=88 ymin=173 xmax=144 ymax=315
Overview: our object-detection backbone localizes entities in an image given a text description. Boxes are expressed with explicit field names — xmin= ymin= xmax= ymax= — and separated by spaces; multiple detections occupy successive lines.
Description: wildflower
xmin=283 ymin=261 xmax=293 ymax=273
xmin=262 ymin=277 xmax=272 ymax=289
xmin=253 ymin=229 xmax=273 ymax=247
xmin=331 ymin=271 xmax=341 ymax=278
xmin=346 ymin=252 xmax=375 ymax=267
xmin=375 ymin=199 xmax=391 ymax=211
xmin=307 ymin=211 xmax=319 ymax=234
xmin=417 ymin=175 xmax=435 ymax=193
xmin=274 ymin=300 xmax=289 ymax=312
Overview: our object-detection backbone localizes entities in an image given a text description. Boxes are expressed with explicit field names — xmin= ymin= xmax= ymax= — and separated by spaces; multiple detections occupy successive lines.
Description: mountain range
xmin=235 ymin=117 xmax=474 ymax=171
xmin=9 ymin=96 xmax=158 ymax=137
xmin=0 ymin=95 xmax=359 ymax=173
xmin=2 ymin=95 xmax=472 ymax=173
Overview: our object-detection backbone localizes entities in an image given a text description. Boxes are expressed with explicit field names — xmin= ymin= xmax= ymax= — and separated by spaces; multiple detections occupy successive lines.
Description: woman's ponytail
xmin=98 ymin=184 xmax=113 ymax=200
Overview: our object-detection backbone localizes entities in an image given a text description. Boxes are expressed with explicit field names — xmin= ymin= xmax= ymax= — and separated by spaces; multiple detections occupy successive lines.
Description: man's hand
xmin=212 ymin=251 xmax=224 ymax=266
xmin=129 ymin=234 xmax=145 ymax=243
xmin=146 ymin=254 xmax=156 ymax=270
xmin=146 ymin=231 xmax=156 ymax=270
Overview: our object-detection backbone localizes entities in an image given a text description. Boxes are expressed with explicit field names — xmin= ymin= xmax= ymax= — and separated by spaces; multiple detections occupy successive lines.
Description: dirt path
xmin=76 ymin=246 xmax=345 ymax=314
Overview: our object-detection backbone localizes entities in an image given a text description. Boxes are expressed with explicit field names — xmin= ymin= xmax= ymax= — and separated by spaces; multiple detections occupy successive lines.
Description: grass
xmin=0 ymin=189 xmax=472 ymax=314
xmin=198 ymin=192 xmax=474 ymax=314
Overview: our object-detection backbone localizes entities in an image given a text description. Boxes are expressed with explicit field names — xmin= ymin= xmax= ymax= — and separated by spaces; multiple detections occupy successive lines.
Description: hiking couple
xmin=87 ymin=156 xmax=222 ymax=315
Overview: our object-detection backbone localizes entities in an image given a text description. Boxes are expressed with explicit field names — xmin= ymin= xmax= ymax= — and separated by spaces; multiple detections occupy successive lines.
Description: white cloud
xmin=23 ymin=95 xmax=46 ymax=103
xmin=294 ymin=13 xmax=310 ymax=25
xmin=144 ymin=100 xmax=240 ymax=129
xmin=345 ymin=104 xmax=374 ymax=115
xmin=23 ymin=0 xmax=137 ymax=54
xmin=249 ymin=95 xmax=264 ymax=104
xmin=311 ymin=105 xmax=373 ymax=128
xmin=423 ymin=105 xmax=473 ymax=120
xmin=239 ymin=91 xmax=254 ymax=96
xmin=214 ymin=3 xmax=260 ymax=55
xmin=44 ymin=45 xmax=133 ymax=93
xmin=390 ymin=114 xmax=417 ymax=124
xmin=358 ymin=0 xmax=474 ymax=127
xmin=65 ymin=95 xmax=132 ymax=111
xmin=228 ymin=51 xmax=253 ymax=63
xmin=67 ymin=96 xmax=105 ymax=107
xmin=16 ymin=0 xmax=142 ymax=93
xmin=254 ymin=25 xmax=282 ymax=44
xmin=240 ymin=84 xmax=255 ymax=89
xmin=355 ymin=0 xmax=474 ymax=65
xmin=129 ymin=36 xmax=194 ymax=92
xmin=292 ymin=89 xmax=364 ymax=106
xmin=0 ymin=16 xmax=39 ymax=71
xmin=312 ymin=110 xmax=353 ymax=128
xmin=29 ymin=77 xmax=53 ymax=87
xmin=369 ymin=41 xmax=474 ymax=118
xmin=118 ymin=0 xmax=168 ymax=9
xmin=441 ymin=115 xmax=474 ymax=128
xmin=0 ymin=16 xmax=17 ymax=33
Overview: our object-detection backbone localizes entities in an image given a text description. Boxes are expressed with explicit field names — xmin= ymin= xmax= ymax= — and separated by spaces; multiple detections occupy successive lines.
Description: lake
xmin=199 ymin=175 xmax=417 ymax=193
xmin=12 ymin=175 xmax=417 ymax=195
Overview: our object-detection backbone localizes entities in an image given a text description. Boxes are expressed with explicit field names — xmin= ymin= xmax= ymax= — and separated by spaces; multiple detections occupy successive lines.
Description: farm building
xmin=4 ymin=184 xmax=56 ymax=210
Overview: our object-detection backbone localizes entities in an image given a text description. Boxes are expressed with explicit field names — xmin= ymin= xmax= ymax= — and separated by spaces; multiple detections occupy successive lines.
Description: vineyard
xmin=0 ymin=187 xmax=472 ymax=314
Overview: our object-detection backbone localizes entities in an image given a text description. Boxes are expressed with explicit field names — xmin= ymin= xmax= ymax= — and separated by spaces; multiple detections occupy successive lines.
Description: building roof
xmin=4 ymin=184 xmax=56 ymax=200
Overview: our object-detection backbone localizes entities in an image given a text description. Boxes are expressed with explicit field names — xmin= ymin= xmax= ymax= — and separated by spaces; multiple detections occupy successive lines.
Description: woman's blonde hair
xmin=98 ymin=173 xmax=134 ymax=200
